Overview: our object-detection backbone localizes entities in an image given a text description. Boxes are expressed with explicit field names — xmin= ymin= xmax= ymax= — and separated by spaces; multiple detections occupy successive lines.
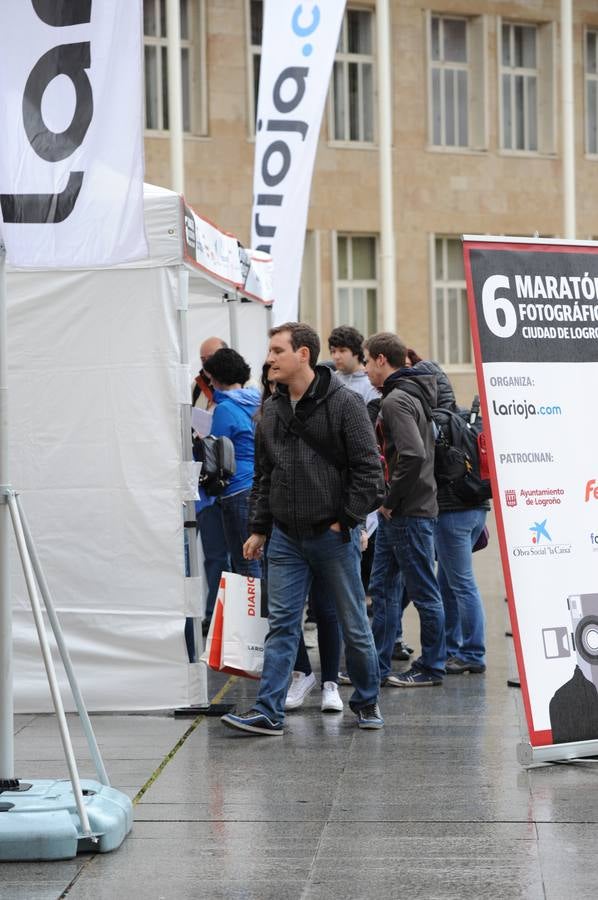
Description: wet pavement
xmin=4 ymin=512 xmax=598 ymax=899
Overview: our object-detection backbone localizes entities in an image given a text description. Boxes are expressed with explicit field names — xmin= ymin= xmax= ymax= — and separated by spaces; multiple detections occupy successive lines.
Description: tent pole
xmin=0 ymin=244 xmax=15 ymax=782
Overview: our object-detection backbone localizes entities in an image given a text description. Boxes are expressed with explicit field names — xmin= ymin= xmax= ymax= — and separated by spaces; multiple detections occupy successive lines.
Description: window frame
xmin=143 ymin=0 xmax=207 ymax=137
xmin=245 ymin=0 xmax=263 ymax=139
xmin=332 ymin=232 xmax=379 ymax=335
xmin=497 ymin=17 xmax=556 ymax=157
xmin=430 ymin=234 xmax=474 ymax=372
xmin=328 ymin=5 xmax=377 ymax=148
xmin=425 ymin=11 xmax=487 ymax=154
xmin=585 ymin=26 xmax=598 ymax=157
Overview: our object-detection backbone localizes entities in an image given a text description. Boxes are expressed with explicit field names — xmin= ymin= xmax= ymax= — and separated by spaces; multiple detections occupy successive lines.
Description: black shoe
xmin=392 ymin=640 xmax=413 ymax=661
xmin=355 ymin=703 xmax=384 ymax=729
xmin=221 ymin=709 xmax=284 ymax=736
xmin=446 ymin=658 xmax=486 ymax=675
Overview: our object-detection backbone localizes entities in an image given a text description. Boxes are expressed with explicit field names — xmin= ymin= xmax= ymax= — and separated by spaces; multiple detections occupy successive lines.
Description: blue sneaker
xmin=389 ymin=668 xmax=442 ymax=687
xmin=355 ymin=703 xmax=384 ymax=730
xmin=221 ymin=709 xmax=284 ymax=736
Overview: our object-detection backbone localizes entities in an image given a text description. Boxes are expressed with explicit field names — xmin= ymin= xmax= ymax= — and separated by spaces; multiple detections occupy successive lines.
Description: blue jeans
xmin=369 ymin=515 xmax=409 ymax=679
xmin=435 ymin=508 xmax=487 ymax=665
xmin=197 ymin=501 xmax=230 ymax=619
xmin=254 ymin=525 xmax=380 ymax=723
xmin=372 ymin=514 xmax=445 ymax=678
xmin=219 ymin=489 xmax=261 ymax=579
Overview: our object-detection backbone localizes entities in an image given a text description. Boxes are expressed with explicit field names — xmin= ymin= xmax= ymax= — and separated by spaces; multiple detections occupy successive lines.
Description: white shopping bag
xmin=201 ymin=573 xmax=268 ymax=679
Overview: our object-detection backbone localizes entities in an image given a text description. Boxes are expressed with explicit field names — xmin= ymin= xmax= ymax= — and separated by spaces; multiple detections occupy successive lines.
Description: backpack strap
xmin=275 ymin=399 xmax=346 ymax=471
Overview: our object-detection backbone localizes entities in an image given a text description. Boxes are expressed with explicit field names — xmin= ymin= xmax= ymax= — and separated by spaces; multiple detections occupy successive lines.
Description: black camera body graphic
xmin=568 ymin=593 xmax=598 ymax=687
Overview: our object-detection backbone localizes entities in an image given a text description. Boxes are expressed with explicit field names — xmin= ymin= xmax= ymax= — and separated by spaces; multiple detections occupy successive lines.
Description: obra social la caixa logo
xmin=0 ymin=1 xmax=93 ymax=226
xmin=511 ymin=518 xmax=572 ymax=558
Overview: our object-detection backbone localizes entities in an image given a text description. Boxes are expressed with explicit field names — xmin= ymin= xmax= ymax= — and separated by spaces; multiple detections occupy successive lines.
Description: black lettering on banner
xmin=31 ymin=0 xmax=92 ymax=27
xmin=261 ymin=140 xmax=291 ymax=187
xmin=254 ymin=193 xmax=283 ymax=241
xmin=0 ymin=171 xmax=84 ymax=224
xmin=273 ymin=67 xmax=308 ymax=113
xmin=1 ymin=3 xmax=94 ymax=225
xmin=266 ymin=119 xmax=308 ymax=141
xmin=23 ymin=43 xmax=93 ymax=162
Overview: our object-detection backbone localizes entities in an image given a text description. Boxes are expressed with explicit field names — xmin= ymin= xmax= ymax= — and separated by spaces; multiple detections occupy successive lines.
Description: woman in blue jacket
xmin=202 ymin=349 xmax=261 ymax=579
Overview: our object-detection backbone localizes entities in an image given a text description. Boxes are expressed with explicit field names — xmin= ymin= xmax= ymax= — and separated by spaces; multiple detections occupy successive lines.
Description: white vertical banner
xmin=251 ymin=0 xmax=345 ymax=324
xmin=0 ymin=0 xmax=147 ymax=268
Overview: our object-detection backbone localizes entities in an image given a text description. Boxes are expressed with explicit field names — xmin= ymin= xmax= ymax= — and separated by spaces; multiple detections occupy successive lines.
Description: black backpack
xmin=432 ymin=397 xmax=492 ymax=504
xmin=397 ymin=382 xmax=492 ymax=504
xmin=193 ymin=434 xmax=236 ymax=497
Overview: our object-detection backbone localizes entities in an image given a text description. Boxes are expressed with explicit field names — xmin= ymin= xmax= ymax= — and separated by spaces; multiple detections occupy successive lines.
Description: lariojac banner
xmin=464 ymin=237 xmax=598 ymax=750
xmin=251 ymin=0 xmax=346 ymax=324
xmin=0 ymin=0 xmax=147 ymax=268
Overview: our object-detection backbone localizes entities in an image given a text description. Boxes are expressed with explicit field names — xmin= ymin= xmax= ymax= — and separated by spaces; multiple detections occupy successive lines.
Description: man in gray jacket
xmin=364 ymin=332 xmax=446 ymax=687
xmin=221 ymin=322 xmax=385 ymax=735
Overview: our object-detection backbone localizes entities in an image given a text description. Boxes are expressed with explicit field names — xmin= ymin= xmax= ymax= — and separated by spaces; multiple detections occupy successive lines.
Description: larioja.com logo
xmin=511 ymin=518 xmax=571 ymax=558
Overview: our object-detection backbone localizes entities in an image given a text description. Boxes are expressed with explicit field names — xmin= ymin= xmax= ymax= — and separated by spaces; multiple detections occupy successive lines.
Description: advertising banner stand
xmin=463 ymin=235 xmax=598 ymax=766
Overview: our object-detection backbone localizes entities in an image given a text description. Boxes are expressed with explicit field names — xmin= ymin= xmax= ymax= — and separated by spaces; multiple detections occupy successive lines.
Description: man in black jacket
xmin=221 ymin=322 xmax=385 ymax=735
xmin=364 ymin=332 xmax=446 ymax=687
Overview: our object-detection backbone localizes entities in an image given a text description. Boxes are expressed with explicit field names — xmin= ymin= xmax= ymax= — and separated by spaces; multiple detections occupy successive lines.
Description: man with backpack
xmin=363 ymin=332 xmax=446 ymax=687
xmin=221 ymin=322 xmax=385 ymax=735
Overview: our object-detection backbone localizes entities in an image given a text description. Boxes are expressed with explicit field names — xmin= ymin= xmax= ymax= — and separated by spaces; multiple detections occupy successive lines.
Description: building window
xmin=248 ymin=0 xmax=263 ymax=133
xmin=499 ymin=20 xmax=556 ymax=155
xmin=330 ymin=8 xmax=375 ymax=143
xmin=335 ymin=235 xmax=378 ymax=335
xmin=430 ymin=16 xmax=469 ymax=147
xmin=432 ymin=237 xmax=472 ymax=367
xmin=586 ymin=30 xmax=598 ymax=154
xmin=500 ymin=22 xmax=538 ymax=151
xmin=143 ymin=0 xmax=205 ymax=134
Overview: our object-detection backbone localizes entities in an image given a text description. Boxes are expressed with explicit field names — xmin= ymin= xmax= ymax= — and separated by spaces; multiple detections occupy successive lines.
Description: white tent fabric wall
xmin=5 ymin=183 xmax=271 ymax=713
xmin=7 ymin=263 xmax=200 ymax=712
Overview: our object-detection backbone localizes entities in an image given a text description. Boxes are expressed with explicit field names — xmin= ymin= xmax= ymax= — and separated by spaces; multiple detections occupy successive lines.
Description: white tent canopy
xmin=6 ymin=184 xmax=272 ymax=712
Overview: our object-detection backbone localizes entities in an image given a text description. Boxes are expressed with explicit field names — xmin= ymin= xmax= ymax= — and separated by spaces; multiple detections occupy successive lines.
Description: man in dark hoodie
xmin=221 ymin=322 xmax=385 ymax=735
xmin=363 ymin=332 xmax=446 ymax=687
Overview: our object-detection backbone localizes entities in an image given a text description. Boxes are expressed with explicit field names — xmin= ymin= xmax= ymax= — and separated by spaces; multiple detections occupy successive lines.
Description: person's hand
xmin=359 ymin=530 xmax=369 ymax=552
xmin=243 ymin=533 xmax=266 ymax=559
xmin=379 ymin=506 xmax=392 ymax=521
xmin=329 ymin=521 xmax=342 ymax=532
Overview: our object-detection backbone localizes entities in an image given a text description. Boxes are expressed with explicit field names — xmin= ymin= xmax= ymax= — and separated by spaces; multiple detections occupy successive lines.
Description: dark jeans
xmin=371 ymin=514 xmax=446 ymax=678
xmin=219 ymin=489 xmax=261 ymax=579
xmin=254 ymin=525 xmax=379 ymax=722
xmin=294 ymin=578 xmax=341 ymax=685
xmin=197 ymin=501 xmax=230 ymax=619
xmin=369 ymin=515 xmax=409 ymax=679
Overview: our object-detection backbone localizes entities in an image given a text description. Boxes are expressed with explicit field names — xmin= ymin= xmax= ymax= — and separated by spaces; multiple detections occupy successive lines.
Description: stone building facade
xmin=143 ymin=0 xmax=598 ymax=402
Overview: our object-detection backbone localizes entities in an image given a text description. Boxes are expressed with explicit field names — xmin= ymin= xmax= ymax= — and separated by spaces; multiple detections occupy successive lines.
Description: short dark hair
xmin=269 ymin=322 xmax=320 ymax=369
xmin=203 ymin=348 xmax=251 ymax=386
xmin=328 ymin=325 xmax=365 ymax=363
xmin=363 ymin=332 xmax=407 ymax=368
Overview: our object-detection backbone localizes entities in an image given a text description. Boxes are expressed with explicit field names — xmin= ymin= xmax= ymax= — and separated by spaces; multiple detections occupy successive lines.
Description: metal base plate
xmin=0 ymin=779 xmax=133 ymax=861
xmin=174 ymin=702 xmax=235 ymax=718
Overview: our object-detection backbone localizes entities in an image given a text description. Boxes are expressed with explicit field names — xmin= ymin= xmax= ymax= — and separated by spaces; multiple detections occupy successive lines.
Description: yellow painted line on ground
xmin=132 ymin=676 xmax=238 ymax=806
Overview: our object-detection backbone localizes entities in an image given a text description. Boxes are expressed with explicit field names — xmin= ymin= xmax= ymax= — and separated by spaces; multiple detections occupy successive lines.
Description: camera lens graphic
xmin=575 ymin=615 xmax=598 ymax=664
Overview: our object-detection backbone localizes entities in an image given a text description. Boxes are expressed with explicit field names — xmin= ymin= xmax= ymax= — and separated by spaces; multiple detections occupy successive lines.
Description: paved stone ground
xmin=4 ymin=512 xmax=598 ymax=899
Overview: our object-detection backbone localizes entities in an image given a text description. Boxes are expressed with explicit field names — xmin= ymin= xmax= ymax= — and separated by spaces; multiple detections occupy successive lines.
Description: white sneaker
xmin=285 ymin=671 xmax=316 ymax=710
xmin=321 ymin=681 xmax=344 ymax=713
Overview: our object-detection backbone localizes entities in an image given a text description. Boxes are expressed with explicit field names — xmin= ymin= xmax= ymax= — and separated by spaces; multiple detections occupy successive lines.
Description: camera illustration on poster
xmin=464 ymin=239 xmax=598 ymax=748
